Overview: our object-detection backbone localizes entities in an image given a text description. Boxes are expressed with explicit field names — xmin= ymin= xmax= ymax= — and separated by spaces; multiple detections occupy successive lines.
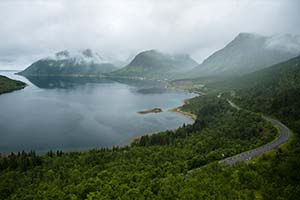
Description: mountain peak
xmin=55 ymin=50 xmax=70 ymax=59
xmin=81 ymin=49 xmax=93 ymax=58
xmin=18 ymin=49 xmax=117 ymax=76
xmin=144 ymin=49 xmax=158 ymax=53
xmin=228 ymin=32 xmax=266 ymax=46
xmin=138 ymin=49 xmax=162 ymax=56
xmin=236 ymin=32 xmax=261 ymax=38
xmin=112 ymin=49 xmax=198 ymax=79
xmin=44 ymin=49 xmax=104 ymax=64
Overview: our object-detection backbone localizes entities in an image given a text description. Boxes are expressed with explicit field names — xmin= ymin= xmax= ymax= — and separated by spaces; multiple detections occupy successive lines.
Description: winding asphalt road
xmin=219 ymin=100 xmax=290 ymax=165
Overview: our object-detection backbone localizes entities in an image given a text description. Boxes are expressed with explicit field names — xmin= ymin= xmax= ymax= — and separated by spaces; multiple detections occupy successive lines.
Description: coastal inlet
xmin=0 ymin=71 xmax=196 ymax=153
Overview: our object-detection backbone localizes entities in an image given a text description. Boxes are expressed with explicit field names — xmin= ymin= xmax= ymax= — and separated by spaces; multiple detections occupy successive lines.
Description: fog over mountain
xmin=18 ymin=49 xmax=117 ymax=76
xmin=184 ymin=33 xmax=300 ymax=77
xmin=111 ymin=50 xmax=198 ymax=79
xmin=0 ymin=0 xmax=300 ymax=70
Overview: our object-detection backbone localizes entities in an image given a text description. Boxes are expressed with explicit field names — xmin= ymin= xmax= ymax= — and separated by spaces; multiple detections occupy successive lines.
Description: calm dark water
xmin=0 ymin=71 xmax=196 ymax=153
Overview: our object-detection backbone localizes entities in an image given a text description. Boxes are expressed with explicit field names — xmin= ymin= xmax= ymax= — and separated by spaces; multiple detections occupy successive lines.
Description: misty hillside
xmin=185 ymin=33 xmax=300 ymax=78
xmin=18 ymin=49 xmax=117 ymax=76
xmin=211 ymin=55 xmax=300 ymax=91
xmin=226 ymin=55 xmax=300 ymax=133
xmin=110 ymin=50 xmax=198 ymax=79
xmin=207 ymin=55 xmax=300 ymax=132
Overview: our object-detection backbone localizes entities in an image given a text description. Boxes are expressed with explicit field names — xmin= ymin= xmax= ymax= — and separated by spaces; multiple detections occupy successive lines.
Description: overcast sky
xmin=0 ymin=0 xmax=300 ymax=69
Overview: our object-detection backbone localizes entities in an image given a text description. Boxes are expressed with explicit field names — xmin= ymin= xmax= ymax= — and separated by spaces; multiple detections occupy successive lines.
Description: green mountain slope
xmin=230 ymin=55 xmax=300 ymax=132
xmin=0 ymin=75 xmax=26 ymax=94
xmin=111 ymin=50 xmax=198 ymax=79
xmin=211 ymin=55 xmax=300 ymax=90
xmin=185 ymin=33 xmax=300 ymax=78
xmin=18 ymin=49 xmax=117 ymax=76
xmin=204 ymin=55 xmax=300 ymax=132
xmin=171 ymin=55 xmax=300 ymax=199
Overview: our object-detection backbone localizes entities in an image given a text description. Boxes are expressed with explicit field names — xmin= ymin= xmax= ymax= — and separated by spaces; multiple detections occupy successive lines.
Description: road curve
xmin=219 ymin=101 xmax=290 ymax=165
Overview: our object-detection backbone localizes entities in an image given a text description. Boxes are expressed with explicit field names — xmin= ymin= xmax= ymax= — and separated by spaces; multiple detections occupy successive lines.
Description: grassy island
xmin=137 ymin=108 xmax=163 ymax=114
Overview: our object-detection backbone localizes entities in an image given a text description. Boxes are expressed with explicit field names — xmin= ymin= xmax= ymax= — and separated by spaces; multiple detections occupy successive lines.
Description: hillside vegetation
xmin=207 ymin=55 xmax=300 ymax=199
xmin=221 ymin=55 xmax=300 ymax=133
xmin=0 ymin=75 xmax=26 ymax=94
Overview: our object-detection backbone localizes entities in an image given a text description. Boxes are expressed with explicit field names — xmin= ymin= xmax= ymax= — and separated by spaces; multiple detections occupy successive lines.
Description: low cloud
xmin=0 ymin=0 xmax=300 ymax=69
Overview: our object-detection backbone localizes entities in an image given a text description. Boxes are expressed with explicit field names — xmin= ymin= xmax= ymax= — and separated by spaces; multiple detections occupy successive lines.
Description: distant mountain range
xmin=109 ymin=50 xmax=198 ymax=79
xmin=18 ymin=33 xmax=300 ymax=80
xmin=184 ymin=33 xmax=300 ymax=78
xmin=17 ymin=49 xmax=117 ymax=76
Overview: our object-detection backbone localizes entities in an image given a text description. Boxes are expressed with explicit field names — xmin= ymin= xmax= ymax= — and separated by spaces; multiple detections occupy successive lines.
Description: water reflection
xmin=23 ymin=75 xmax=169 ymax=95
xmin=23 ymin=76 xmax=114 ymax=89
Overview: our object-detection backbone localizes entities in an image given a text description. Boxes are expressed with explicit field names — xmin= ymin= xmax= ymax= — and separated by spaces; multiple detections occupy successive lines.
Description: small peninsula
xmin=0 ymin=75 xmax=26 ymax=94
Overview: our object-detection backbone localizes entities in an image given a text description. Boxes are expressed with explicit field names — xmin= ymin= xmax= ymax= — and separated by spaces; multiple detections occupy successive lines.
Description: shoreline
xmin=168 ymin=107 xmax=197 ymax=122
xmin=126 ymin=97 xmax=197 ymax=146
xmin=0 ymin=98 xmax=198 ymax=154
xmin=168 ymin=98 xmax=197 ymax=121
xmin=0 ymin=77 xmax=198 ymax=152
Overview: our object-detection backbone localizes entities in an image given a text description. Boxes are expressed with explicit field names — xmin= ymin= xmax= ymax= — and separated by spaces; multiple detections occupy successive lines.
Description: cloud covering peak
xmin=0 ymin=0 xmax=300 ymax=69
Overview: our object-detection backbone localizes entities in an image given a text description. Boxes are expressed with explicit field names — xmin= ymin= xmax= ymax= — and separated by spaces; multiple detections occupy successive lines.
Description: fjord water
xmin=0 ymin=71 xmax=195 ymax=153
